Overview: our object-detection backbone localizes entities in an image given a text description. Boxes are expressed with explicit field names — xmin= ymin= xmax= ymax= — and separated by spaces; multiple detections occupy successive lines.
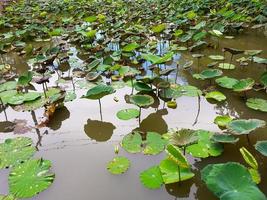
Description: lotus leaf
xmin=186 ymin=130 xmax=223 ymax=158
xmin=9 ymin=159 xmax=55 ymax=198
xmin=205 ymin=91 xmax=226 ymax=101
xmin=107 ymin=156 xmax=130 ymax=175
xmin=139 ymin=166 xmax=163 ymax=189
xmin=201 ymin=162 xmax=266 ymax=200
xmin=227 ymin=119 xmax=266 ymax=135
xmin=159 ymin=159 xmax=194 ymax=184
xmin=246 ymin=98 xmax=267 ymax=112
xmin=116 ymin=108 xmax=140 ymax=120
xmin=0 ymin=137 xmax=36 ymax=169
xmin=255 ymin=141 xmax=267 ymax=157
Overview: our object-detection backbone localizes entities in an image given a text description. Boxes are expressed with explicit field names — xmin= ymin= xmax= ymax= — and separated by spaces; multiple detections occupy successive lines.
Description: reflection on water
xmin=0 ymin=121 xmax=14 ymax=133
xmin=47 ymin=106 xmax=70 ymax=131
xmin=133 ymin=109 xmax=168 ymax=134
xmin=84 ymin=119 xmax=116 ymax=142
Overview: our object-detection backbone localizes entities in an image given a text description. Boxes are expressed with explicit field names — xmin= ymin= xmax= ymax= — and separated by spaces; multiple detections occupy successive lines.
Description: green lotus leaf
xmin=233 ymin=78 xmax=255 ymax=92
xmin=84 ymin=84 xmax=115 ymax=100
xmin=240 ymin=147 xmax=258 ymax=169
xmin=174 ymin=85 xmax=202 ymax=97
xmin=116 ymin=108 xmax=140 ymax=120
xmin=249 ymin=168 xmax=261 ymax=184
xmin=260 ymin=72 xmax=267 ymax=87
xmin=205 ymin=91 xmax=226 ymax=101
xmin=215 ymin=76 xmax=239 ymax=89
xmin=169 ymin=128 xmax=198 ymax=147
xmin=64 ymin=91 xmax=77 ymax=102
xmin=253 ymin=56 xmax=267 ymax=64
xmin=159 ymin=159 xmax=194 ymax=184
xmin=121 ymin=132 xmax=142 ymax=153
xmin=0 ymin=137 xmax=36 ymax=169
xmin=129 ymin=94 xmax=154 ymax=107
xmin=214 ymin=115 xmax=233 ymax=127
xmin=209 ymin=55 xmax=224 ymax=61
xmin=122 ymin=43 xmax=140 ymax=52
xmin=141 ymin=52 xmax=173 ymax=64
xmin=246 ymin=98 xmax=267 ymax=112
xmin=17 ymin=71 xmax=33 ymax=86
xmin=9 ymin=159 xmax=55 ymax=198
xmin=211 ymin=134 xmax=239 ymax=144
xmin=218 ymin=63 xmax=235 ymax=69
xmin=165 ymin=144 xmax=188 ymax=168
xmin=107 ymin=156 xmax=130 ymax=175
xmin=85 ymin=72 xmax=101 ymax=82
xmin=193 ymin=69 xmax=223 ymax=80
xmin=143 ymin=132 xmax=167 ymax=155
xmin=0 ymin=90 xmax=17 ymax=104
xmin=134 ymin=82 xmax=152 ymax=92
xmin=245 ymin=50 xmax=262 ymax=56
xmin=151 ymin=23 xmax=166 ymax=33
xmin=23 ymin=92 xmax=41 ymax=102
xmin=227 ymin=119 xmax=266 ymax=135
xmin=201 ymin=162 xmax=266 ymax=200
xmin=0 ymin=81 xmax=17 ymax=93
xmin=186 ymin=130 xmax=223 ymax=158
xmin=0 ymin=195 xmax=16 ymax=200
xmin=139 ymin=166 xmax=163 ymax=189
xmin=255 ymin=140 xmax=267 ymax=157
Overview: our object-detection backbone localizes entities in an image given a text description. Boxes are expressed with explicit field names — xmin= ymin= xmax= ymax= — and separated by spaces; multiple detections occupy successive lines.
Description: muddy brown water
xmin=0 ymin=29 xmax=267 ymax=200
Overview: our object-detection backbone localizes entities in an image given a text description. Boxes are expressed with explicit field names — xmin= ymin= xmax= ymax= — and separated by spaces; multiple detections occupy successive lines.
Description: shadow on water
xmin=133 ymin=109 xmax=168 ymax=134
xmin=47 ymin=106 xmax=70 ymax=131
xmin=84 ymin=119 xmax=116 ymax=142
xmin=0 ymin=121 xmax=14 ymax=133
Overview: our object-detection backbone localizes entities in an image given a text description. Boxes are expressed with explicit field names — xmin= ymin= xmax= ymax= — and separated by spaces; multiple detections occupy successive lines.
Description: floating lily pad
xmin=9 ymin=159 xmax=55 ymax=198
xmin=209 ymin=55 xmax=224 ymax=61
xmin=122 ymin=43 xmax=140 ymax=52
xmin=186 ymin=130 xmax=223 ymax=158
xmin=214 ymin=115 xmax=233 ymax=127
xmin=0 ymin=137 xmax=36 ymax=169
xmin=143 ymin=132 xmax=167 ymax=155
xmin=201 ymin=162 xmax=266 ymax=200
xmin=215 ymin=76 xmax=239 ymax=89
xmin=227 ymin=119 xmax=266 ymax=135
xmin=159 ymin=159 xmax=194 ymax=184
xmin=211 ymin=134 xmax=239 ymax=143
xmin=64 ymin=91 xmax=77 ymax=102
xmin=246 ymin=98 xmax=267 ymax=112
xmin=218 ymin=63 xmax=235 ymax=69
xmin=139 ymin=166 xmax=163 ymax=189
xmin=134 ymin=82 xmax=152 ymax=92
xmin=142 ymin=52 xmax=173 ymax=64
xmin=121 ymin=132 xmax=142 ymax=153
xmin=233 ymin=78 xmax=255 ymax=92
xmin=255 ymin=141 xmax=267 ymax=157
xmin=193 ymin=69 xmax=223 ymax=80
xmin=129 ymin=94 xmax=154 ymax=107
xmin=205 ymin=91 xmax=226 ymax=101
xmin=0 ymin=81 xmax=17 ymax=93
xmin=116 ymin=108 xmax=140 ymax=120
xmin=174 ymin=85 xmax=202 ymax=97
xmin=107 ymin=156 xmax=130 ymax=174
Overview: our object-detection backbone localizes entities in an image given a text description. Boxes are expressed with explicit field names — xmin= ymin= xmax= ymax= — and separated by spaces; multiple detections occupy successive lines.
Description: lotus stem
xmin=183 ymin=146 xmax=186 ymax=155
xmin=0 ymin=97 xmax=8 ymax=121
xmin=138 ymin=107 xmax=141 ymax=126
xmin=192 ymin=95 xmax=201 ymax=126
xmin=131 ymin=77 xmax=134 ymax=95
xmin=246 ymin=134 xmax=251 ymax=146
xmin=98 ymin=99 xmax=103 ymax=121
xmin=178 ymin=165 xmax=181 ymax=185
xmin=197 ymin=58 xmax=200 ymax=73
xmin=71 ymin=77 xmax=76 ymax=92
xmin=229 ymin=54 xmax=233 ymax=69
xmin=42 ymin=83 xmax=47 ymax=98
xmin=222 ymin=51 xmax=225 ymax=68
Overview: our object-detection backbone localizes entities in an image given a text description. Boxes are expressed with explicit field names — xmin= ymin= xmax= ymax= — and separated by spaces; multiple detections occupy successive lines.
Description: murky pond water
xmin=1 ymin=29 xmax=267 ymax=200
